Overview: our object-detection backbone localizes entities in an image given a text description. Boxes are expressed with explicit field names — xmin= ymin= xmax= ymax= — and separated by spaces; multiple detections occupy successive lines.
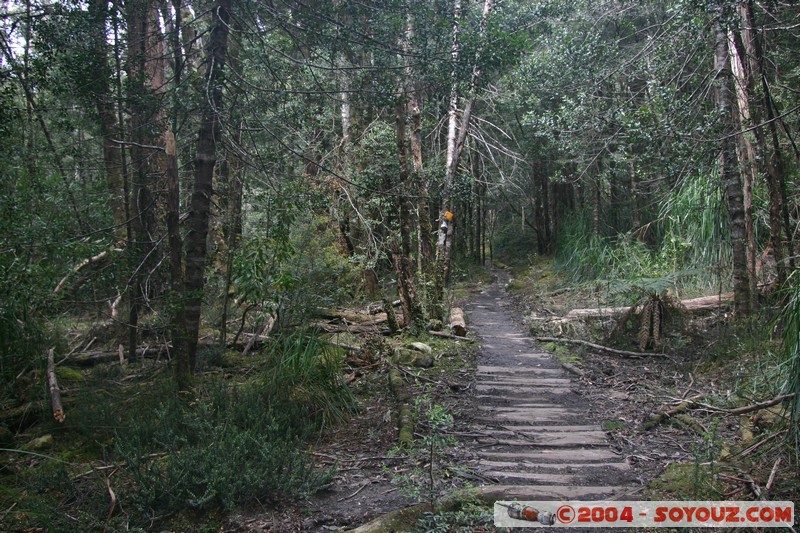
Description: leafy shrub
xmin=233 ymin=215 xmax=358 ymax=331
xmin=555 ymin=172 xmax=743 ymax=297
xmin=658 ymin=172 xmax=736 ymax=290
xmin=0 ymin=258 xmax=55 ymax=406
xmin=555 ymin=214 xmax=656 ymax=282
xmin=262 ymin=329 xmax=357 ymax=431
xmin=114 ymin=331 xmax=355 ymax=514
xmin=115 ymin=378 xmax=334 ymax=512
xmin=778 ymin=273 xmax=800 ymax=455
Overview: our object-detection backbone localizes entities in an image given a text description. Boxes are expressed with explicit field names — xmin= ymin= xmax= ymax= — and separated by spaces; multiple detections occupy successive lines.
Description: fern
xmin=639 ymin=300 xmax=653 ymax=351
xmin=778 ymin=272 xmax=800 ymax=459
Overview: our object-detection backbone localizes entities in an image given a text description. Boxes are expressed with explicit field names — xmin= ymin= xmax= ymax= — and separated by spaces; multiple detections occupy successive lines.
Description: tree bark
xmin=735 ymin=2 xmax=787 ymax=288
xmin=89 ymin=0 xmax=127 ymax=237
xmin=46 ymin=348 xmax=65 ymax=423
xmin=404 ymin=11 xmax=430 ymax=273
xmin=434 ymin=0 xmax=494 ymax=310
xmin=126 ymin=0 xmax=169 ymax=360
xmin=180 ymin=0 xmax=234 ymax=388
xmin=434 ymin=0 xmax=464 ymax=309
xmin=728 ymin=28 xmax=758 ymax=306
xmin=713 ymin=4 xmax=750 ymax=315
xmin=393 ymin=103 xmax=424 ymax=330
xmin=164 ymin=128 xmax=186 ymax=380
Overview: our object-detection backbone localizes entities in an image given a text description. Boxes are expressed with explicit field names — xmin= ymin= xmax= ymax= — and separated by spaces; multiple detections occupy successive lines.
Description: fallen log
xmin=427 ymin=330 xmax=472 ymax=342
xmin=53 ymin=241 xmax=125 ymax=294
xmin=641 ymin=393 xmax=795 ymax=431
xmin=315 ymin=308 xmax=391 ymax=326
xmin=313 ymin=321 xmax=392 ymax=335
xmin=689 ymin=393 xmax=795 ymax=416
xmin=537 ymin=292 xmax=736 ymax=322
xmin=46 ymin=348 xmax=65 ymax=423
xmin=640 ymin=400 xmax=694 ymax=431
xmin=450 ymin=307 xmax=466 ymax=337
xmin=66 ymin=345 xmax=169 ymax=367
xmin=242 ymin=316 xmax=274 ymax=356
xmin=536 ymin=336 xmax=668 ymax=358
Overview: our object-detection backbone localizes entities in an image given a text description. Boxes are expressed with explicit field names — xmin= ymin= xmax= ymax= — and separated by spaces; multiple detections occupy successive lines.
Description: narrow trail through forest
xmin=462 ymin=269 xmax=637 ymax=500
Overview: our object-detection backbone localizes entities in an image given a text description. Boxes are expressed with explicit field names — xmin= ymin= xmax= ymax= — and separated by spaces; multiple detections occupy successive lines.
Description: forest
xmin=1 ymin=0 xmax=799 ymax=530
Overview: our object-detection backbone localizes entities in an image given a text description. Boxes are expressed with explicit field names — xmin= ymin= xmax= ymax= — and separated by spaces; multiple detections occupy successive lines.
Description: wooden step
xmin=478 ymin=459 xmax=631 ymax=471
xmin=473 ymin=424 xmax=600 ymax=433
xmin=482 ymin=471 xmax=582 ymax=484
xmin=471 ymin=431 xmax=609 ymax=447
xmin=479 ymin=448 xmax=625 ymax=462
xmin=480 ymin=484 xmax=629 ymax=501
xmin=477 ymin=365 xmax=565 ymax=375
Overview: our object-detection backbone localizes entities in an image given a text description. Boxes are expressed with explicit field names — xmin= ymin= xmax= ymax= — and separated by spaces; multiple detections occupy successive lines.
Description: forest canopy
xmin=1 ymin=0 xmax=800 ymax=529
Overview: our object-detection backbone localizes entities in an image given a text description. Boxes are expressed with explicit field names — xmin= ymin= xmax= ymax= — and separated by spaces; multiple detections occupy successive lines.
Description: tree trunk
xmin=165 ymin=129 xmax=186 ymax=381
xmin=219 ymin=124 xmax=245 ymax=346
xmin=180 ymin=0 xmax=234 ymax=388
xmin=89 ymin=0 xmax=126 ymax=237
xmin=436 ymin=0 xmax=463 ymax=291
xmin=742 ymin=1 xmax=792 ymax=273
xmin=126 ymin=0 xmax=169 ymax=360
xmin=629 ymin=160 xmax=641 ymax=233
xmin=736 ymin=1 xmax=786 ymax=288
xmin=405 ymin=11 xmax=430 ymax=273
xmin=728 ymin=28 xmax=758 ymax=306
xmin=713 ymin=5 xmax=750 ymax=315
xmin=394 ymin=102 xmax=424 ymax=330
xmin=435 ymin=0 xmax=494 ymax=307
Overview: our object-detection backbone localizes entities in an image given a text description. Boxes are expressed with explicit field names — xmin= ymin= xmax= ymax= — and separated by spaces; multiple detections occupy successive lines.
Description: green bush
xmin=0 ymin=259 xmax=55 ymax=406
xmin=262 ymin=329 xmax=357 ymax=431
xmin=111 ymin=330 xmax=353 ymax=514
xmin=555 ymin=173 xmax=743 ymax=297
xmin=778 ymin=273 xmax=800 ymax=455
xmin=115 ymin=378 xmax=334 ymax=512
xmin=232 ymin=215 xmax=359 ymax=331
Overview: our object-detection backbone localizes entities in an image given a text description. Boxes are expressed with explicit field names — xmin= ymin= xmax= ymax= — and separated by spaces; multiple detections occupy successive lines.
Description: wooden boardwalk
xmin=463 ymin=272 xmax=636 ymax=502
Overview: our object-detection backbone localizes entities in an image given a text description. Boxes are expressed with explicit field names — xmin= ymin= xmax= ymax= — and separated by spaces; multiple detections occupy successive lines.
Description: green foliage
xmin=491 ymin=217 xmax=537 ymax=265
xmin=233 ymin=214 xmax=358 ymax=329
xmin=4 ymin=328 xmax=355 ymax=529
xmin=390 ymin=395 xmax=455 ymax=505
xmin=555 ymin=172 xmax=739 ymax=298
xmin=777 ymin=272 xmax=800 ymax=456
xmin=416 ymin=501 xmax=494 ymax=533
xmin=0 ymin=258 xmax=56 ymax=406
xmin=555 ymin=214 xmax=659 ymax=282
xmin=261 ymin=329 xmax=357 ymax=431
xmin=114 ymin=376 xmax=335 ymax=513
xmin=658 ymin=172 xmax=734 ymax=290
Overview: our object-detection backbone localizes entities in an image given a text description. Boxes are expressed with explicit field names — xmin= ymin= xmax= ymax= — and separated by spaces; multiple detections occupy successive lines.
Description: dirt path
xmin=462 ymin=269 xmax=637 ymax=500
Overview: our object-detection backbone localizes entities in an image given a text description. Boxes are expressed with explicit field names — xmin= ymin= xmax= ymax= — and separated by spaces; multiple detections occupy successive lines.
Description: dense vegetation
xmin=1 ymin=0 xmax=800 ymax=529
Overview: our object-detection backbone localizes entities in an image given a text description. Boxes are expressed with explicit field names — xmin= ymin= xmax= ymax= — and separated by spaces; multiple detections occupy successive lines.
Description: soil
xmin=225 ymin=267 xmax=787 ymax=532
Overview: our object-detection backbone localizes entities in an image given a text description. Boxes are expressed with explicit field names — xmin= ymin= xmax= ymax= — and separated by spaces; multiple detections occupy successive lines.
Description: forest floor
xmin=3 ymin=260 xmax=795 ymax=532
xmin=226 ymin=259 xmax=797 ymax=532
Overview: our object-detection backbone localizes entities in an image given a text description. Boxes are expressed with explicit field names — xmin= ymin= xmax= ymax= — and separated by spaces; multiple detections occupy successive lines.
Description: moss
xmin=397 ymin=405 xmax=414 ymax=446
xmin=347 ymin=489 xmax=489 ymax=532
xmin=55 ymin=366 xmax=85 ymax=382
xmin=388 ymin=369 xmax=409 ymax=402
xmin=544 ymin=342 xmax=582 ymax=364
xmin=646 ymin=462 xmax=724 ymax=500
xmin=601 ymin=419 xmax=626 ymax=431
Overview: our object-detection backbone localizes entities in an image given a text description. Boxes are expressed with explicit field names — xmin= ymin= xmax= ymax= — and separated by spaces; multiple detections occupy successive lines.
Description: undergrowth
xmin=555 ymin=173 xmax=739 ymax=298
xmin=1 ymin=329 xmax=354 ymax=531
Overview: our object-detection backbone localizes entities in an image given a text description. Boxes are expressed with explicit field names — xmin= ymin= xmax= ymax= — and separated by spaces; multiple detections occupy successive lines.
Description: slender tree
xmin=179 ymin=0 xmax=234 ymax=387
xmin=713 ymin=1 xmax=751 ymax=314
